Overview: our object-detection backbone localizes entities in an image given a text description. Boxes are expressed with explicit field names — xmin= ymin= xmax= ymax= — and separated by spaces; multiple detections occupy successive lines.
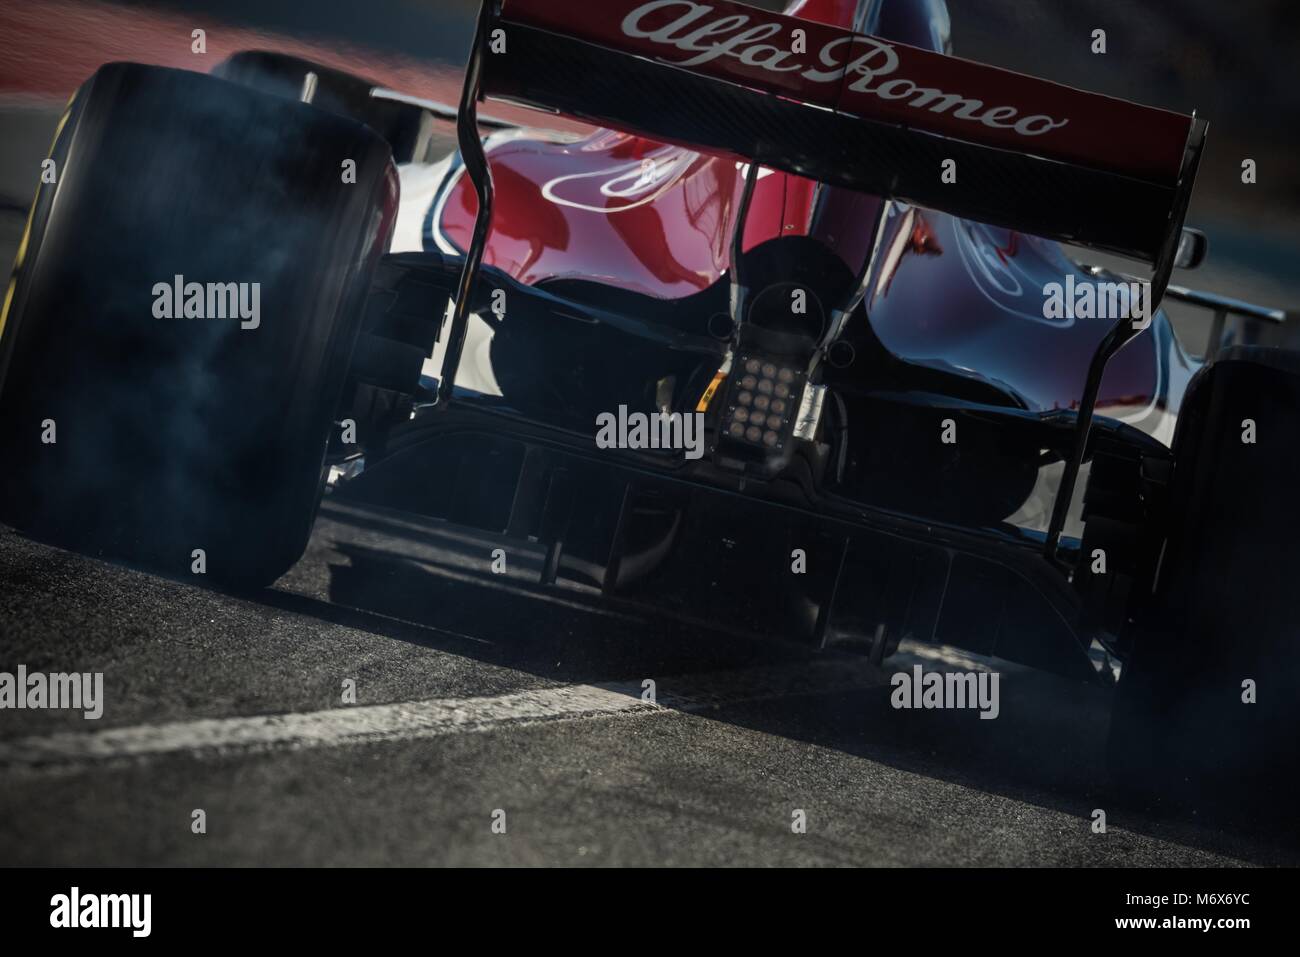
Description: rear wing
xmin=485 ymin=0 xmax=1204 ymax=265
xmin=439 ymin=0 xmax=1208 ymax=568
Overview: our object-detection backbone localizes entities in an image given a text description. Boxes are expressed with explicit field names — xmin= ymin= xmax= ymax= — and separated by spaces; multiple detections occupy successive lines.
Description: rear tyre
xmin=1107 ymin=347 xmax=1300 ymax=809
xmin=0 ymin=63 xmax=398 ymax=587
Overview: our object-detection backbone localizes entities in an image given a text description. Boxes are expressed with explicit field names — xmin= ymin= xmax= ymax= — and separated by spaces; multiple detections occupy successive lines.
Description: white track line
xmin=0 ymin=657 xmax=908 ymax=771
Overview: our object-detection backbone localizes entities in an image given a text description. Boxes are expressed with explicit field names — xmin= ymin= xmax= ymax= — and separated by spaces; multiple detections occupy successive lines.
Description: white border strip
xmin=0 ymin=658 xmax=907 ymax=770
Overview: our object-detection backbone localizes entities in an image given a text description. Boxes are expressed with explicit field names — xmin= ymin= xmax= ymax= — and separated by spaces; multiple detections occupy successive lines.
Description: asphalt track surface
xmin=3 ymin=1 xmax=1300 ymax=868
xmin=3 ymin=497 xmax=1299 ymax=867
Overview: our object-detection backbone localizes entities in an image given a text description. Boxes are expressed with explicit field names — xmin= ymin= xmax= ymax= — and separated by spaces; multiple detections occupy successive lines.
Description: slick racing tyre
xmin=0 ymin=63 xmax=398 ymax=587
xmin=1107 ymin=347 xmax=1300 ymax=809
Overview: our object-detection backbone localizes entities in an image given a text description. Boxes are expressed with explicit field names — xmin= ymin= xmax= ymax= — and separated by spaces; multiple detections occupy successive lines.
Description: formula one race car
xmin=1 ymin=0 xmax=1296 ymax=803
